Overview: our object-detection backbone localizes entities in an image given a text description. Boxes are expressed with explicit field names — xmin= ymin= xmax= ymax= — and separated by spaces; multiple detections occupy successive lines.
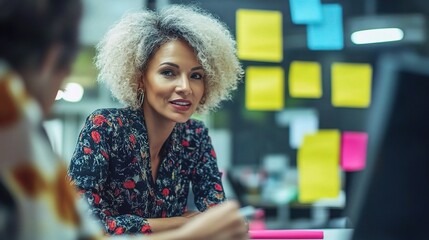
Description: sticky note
xmin=289 ymin=61 xmax=322 ymax=98
xmin=236 ymin=9 xmax=283 ymax=62
xmin=290 ymin=115 xmax=319 ymax=149
xmin=245 ymin=67 xmax=284 ymax=110
xmin=341 ymin=132 xmax=368 ymax=171
xmin=331 ymin=62 xmax=372 ymax=108
xmin=275 ymin=108 xmax=319 ymax=148
xmin=307 ymin=4 xmax=344 ymax=50
xmin=298 ymin=130 xmax=341 ymax=203
xmin=289 ymin=0 xmax=322 ymax=24
xmin=275 ymin=108 xmax=318 ymax=126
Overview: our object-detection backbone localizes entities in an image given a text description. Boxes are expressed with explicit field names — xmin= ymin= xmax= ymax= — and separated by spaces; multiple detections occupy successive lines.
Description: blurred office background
xmin=46 ymin=0 xmax=428 ymax=230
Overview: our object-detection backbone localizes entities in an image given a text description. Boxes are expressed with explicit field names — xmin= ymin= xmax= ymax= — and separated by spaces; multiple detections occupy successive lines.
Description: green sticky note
xmin=289 ymin=61 xmax=322 ymax=98
xmin=236 ymin=9 xmax=283 ymax=62
xmin=332 ymin=63 xmax=372 ymax=108
xmin=245 ymin=66 xmax=284 ymax=110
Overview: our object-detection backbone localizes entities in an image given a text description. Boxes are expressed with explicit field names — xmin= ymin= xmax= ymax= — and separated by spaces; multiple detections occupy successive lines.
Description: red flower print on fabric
xmin=181 ymin=140 xmax=189 ymax=147
xmin=91 ymin=130 xmax=101 ymax=144
xmin=210 ymin=149 xmax=216 ymax=158
xmin=92 ymin=193 xmax=101 ymax=204
xmin=214 ymin=183 xmax=223 ymax=191
xmin=141 ymin=224 xmax=151 ymax=233
xmin=100 ymin=150 xmax=109 ymax=160
xmin=162 ymin=188 xmax=170 ymax=197
xmin=103 ymin=209 xmax=112 ymax=216
xmin=83 ymin=147 xmax=92 ymax=154
xmin=123 ymin=180 xmax=136 ymax=189
xmin=117 ymin=117 xmax=123 ymax=126
xmin=114 ymin=188 xmax=120 ymax=196
xmin=93 ymin=114 xmax=107 ymax=126
xmin=129 ymin=134 xmax=136 ymax=145
xmin=114 ymin=226 xmax=125 ymax=234
xmin=107 ymin=219 xmax=116 ymax=231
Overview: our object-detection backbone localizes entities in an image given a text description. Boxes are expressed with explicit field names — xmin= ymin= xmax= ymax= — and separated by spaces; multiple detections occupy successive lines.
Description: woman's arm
xmin=105 ymin=201 xmax=246 ymax=240
xmin=69 ymin=111 xmax=155 ymax=234
xmin=76 ymin=185 xmax=201 ymax=234
xmin=191 ymin=125 xmax=226 ymax=211
xmin=150 ymin=201 xmax=248 ymax=240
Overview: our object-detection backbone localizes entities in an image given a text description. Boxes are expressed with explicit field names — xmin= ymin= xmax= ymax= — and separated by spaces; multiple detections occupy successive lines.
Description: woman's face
xmin=142 ymin=39 xmax=205 ymax=124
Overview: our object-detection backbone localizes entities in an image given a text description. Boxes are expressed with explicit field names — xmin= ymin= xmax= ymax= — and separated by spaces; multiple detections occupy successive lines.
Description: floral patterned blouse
xmin=68 ymin=108 xmax=226 ymax=235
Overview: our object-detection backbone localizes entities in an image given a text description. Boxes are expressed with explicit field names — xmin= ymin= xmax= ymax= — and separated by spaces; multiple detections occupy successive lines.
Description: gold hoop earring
xmin=199 ymin=96 xmax=206 ymax=105
xmin=138 ymin=89 xmax=145 ymax=106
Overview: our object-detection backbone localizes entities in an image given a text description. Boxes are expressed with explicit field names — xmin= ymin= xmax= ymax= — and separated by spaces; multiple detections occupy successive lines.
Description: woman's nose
xmin=176 ymin=75 xmax=192 ymax=96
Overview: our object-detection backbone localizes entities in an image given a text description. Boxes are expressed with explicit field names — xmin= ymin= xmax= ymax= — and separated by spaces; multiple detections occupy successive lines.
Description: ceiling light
xmin=346 ymin=14 xmax=425 ymax=48
xmin=62 ymin=82 xmax=84 ymax=102
xmin=351 ymin=28 xmax=404 ymax=44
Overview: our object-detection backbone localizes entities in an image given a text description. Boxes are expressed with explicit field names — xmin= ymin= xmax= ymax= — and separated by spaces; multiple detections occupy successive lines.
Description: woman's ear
xmin=199 ymin=95 xmax=206 ymax=105
xmin=138 ymin=73 xmax=145 ymax=90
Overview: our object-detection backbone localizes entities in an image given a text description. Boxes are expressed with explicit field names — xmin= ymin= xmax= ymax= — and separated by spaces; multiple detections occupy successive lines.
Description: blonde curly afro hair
xmin=95 ymin=4 xmax=243 ymax=113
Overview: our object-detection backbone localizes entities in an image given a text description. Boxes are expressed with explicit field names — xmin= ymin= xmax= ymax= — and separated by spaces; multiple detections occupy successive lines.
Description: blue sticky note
xmin=289 ymin=0 xmax=322 ymax=24
xmin=307 ymin=4 xmax=344 ymax=50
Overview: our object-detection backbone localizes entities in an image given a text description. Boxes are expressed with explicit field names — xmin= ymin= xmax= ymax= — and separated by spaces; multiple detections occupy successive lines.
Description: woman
xmin=68 ymin=4 xmax=244 ymax=235
xmin=0 ymin=1 xmax=247 ymax=239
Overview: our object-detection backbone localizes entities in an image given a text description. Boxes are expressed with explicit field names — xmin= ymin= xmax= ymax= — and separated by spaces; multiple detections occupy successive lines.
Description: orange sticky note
xmin=298 ymin=130 xmax=341 ymax=203
xmin=236 ymin=9 xmax=283 ymax=62
xmin=289 ymin=61 xmax=322 ymax=98
xmin=245 ymin=67 xmax=284 ymax=110
xmin=341 ymin=132 xmax=368 ymax=171
xmin=331 ymin=62 xmax=372 ymax=108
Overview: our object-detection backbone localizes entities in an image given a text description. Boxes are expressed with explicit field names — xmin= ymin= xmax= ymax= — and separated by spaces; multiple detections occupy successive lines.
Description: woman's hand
xmin=149 ymin=201 xmax=248 ymax=240
xmin=182 ymin=210 xmax=201 ymax=218
xmin=176 ymin=200 xmax=248 ymax=240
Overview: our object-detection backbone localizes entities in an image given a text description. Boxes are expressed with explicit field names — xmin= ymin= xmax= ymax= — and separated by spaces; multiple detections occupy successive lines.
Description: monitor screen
xmin=348 ymin=51 xmax=429 ymax=240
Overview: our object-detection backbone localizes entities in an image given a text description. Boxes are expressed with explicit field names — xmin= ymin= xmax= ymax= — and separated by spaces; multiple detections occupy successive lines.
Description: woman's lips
xmin=169 ymin=99 xmax=192 ymax=111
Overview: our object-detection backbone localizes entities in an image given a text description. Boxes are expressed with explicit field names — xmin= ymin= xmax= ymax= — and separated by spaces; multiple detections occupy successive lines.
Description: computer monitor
xmin=348 ymin=51 xmax=429 ymax=240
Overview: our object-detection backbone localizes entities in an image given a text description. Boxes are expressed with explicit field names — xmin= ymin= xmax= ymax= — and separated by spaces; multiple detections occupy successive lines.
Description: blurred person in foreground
xmin=0 ymin=0 xmax=247 ymax=239
xmin=68 ymin=4 xmax=244 ymax=236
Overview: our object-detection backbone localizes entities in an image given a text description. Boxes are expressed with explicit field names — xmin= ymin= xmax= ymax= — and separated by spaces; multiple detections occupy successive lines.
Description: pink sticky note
xmin=249 ymin=230 xmax=324 ymax=239
xmin=341 ymin=132 xmax=368 ymax=171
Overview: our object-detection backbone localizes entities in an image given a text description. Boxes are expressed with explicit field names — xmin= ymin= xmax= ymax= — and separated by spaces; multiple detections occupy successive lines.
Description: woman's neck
xmin=142 ymin=106 xmax=176 ymax=160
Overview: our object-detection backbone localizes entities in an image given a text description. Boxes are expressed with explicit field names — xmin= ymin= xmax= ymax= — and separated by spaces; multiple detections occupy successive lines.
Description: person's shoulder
xmin=90 ymin=107 xmax=140 ymax=119
xmin=85 ymin=108 xmax=128 ymax=127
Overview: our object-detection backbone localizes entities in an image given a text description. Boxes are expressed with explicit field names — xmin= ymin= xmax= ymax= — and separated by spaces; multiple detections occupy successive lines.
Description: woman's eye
xmin=161 ymin=70 xmax=174 ymax=77
xmin=191 ymin=72 xmax=204 ymax=80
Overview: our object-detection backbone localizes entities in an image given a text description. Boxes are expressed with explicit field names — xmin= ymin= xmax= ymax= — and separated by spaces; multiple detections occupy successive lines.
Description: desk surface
xmin=253 ymin=229 xmax=353 ymax=240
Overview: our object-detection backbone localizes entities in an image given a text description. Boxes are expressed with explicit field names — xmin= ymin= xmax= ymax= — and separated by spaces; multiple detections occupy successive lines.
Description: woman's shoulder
xmin=85 ymin=107 xmax=138 ymax=128
xmin=88 ymin=107 xmax=140 ymax=120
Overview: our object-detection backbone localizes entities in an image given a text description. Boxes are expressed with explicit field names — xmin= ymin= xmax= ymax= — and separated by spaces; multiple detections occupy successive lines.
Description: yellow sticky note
xmin=245 ymin=67 xmax=284 ymax=110
xmin=289 ymin=61 xmax=322 ymax=98
xmin=236 ymin=9 xmax=283 ymax=62
xmin=298 ymin=130 xmax=341 ymax=203
xmin=331 ymin=63 xmax=372 ymax=108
